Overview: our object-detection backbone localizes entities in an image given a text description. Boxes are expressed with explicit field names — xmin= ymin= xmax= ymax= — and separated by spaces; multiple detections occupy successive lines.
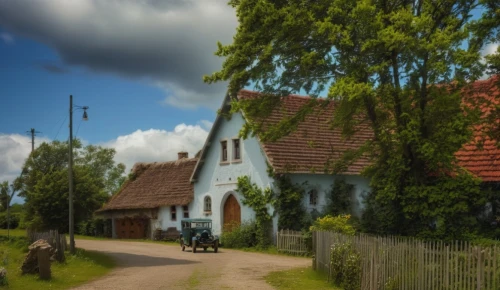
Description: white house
xmin=97 ymin=76 xmax=500 ymax=239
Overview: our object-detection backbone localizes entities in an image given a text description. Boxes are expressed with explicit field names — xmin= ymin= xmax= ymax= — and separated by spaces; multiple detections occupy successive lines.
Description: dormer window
xmin=233 ymin=139 xmax=241 ymax=160
xmin=221 ymin=141 xmax=228 ymax=162
xmin=309 ymin=189 xmax=318 ymax=206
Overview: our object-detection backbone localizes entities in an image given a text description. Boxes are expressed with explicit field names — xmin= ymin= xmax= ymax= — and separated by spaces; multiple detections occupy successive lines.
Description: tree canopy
xmin=17 ymin=140 xmax=126 ymax=232
xmin=206 ymin=0 xmax=500 ymax=239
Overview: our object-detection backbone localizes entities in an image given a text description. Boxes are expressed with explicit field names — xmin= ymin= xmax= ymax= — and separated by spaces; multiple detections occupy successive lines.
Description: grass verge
xmin=265 ymin=266 xmax=342 ymax=290
xmin=0 ymin=235 xmax=115 ymax=290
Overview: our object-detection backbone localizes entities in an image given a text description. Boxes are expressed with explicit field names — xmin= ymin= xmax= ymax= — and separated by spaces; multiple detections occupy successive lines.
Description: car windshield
xmin=191 ymin=222 xmax=211 ymax=228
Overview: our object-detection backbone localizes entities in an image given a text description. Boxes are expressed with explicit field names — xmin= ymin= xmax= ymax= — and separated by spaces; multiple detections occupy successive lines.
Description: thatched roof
xmin=98 ymin=158 xmax=197 ymax=212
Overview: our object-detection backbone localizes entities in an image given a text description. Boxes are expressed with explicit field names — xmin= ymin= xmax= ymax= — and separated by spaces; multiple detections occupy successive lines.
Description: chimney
xmin=178 ymin=151 xmax=188 ymax=160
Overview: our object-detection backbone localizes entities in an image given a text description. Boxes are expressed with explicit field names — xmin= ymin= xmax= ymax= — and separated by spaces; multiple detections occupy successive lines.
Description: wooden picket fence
xmin=27 ymin=229 xmax=67 ymax=262
xmin=313 ymin=231 xmax=500 ymax=290
xmin=276 ymin=229 xmax=309 ymax=255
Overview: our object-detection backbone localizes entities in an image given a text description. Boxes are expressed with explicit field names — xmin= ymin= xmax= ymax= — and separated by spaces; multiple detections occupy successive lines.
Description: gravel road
xmin=71 ymin=239 xmax=310 ymax=290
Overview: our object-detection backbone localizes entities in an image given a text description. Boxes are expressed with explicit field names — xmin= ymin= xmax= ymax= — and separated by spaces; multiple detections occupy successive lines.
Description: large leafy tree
xmin=206 ymin=0 xmax=500 ymax=239
xmin=18 ymin=140 xmax=125 ymax=232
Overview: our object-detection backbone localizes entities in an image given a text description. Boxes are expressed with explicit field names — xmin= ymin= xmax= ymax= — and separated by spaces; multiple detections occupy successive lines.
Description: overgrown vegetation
xmin=77 ymin=218 xmax=112 ymax=238
xmin=220 ymin=221 xmax=257 ymax=248
xmin=206 ymin=0 xmax=500 ymax=241
xmin=330 ymin=242 xmax=361 ymax=290
xmin=234 ymin=176 xmax=273 ymax=247
xmin=310 ymin=215 xmax=356 ymax=236
xmin=325 ymin=179 xmax=353 ymax=216
xmin=274 ymin=175 xmax=308 ymax=231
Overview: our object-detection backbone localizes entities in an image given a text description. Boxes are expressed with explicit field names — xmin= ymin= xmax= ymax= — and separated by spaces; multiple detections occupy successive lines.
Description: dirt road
xmin=72 ymin=239 xmax=310 ymax=290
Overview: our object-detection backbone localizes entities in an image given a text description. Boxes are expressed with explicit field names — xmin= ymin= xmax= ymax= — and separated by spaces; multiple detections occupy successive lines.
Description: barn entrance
xmin=223 ymin=194 xmax=241 ymax=230
xmin=114 ymin=217 xmax=148 ymax=239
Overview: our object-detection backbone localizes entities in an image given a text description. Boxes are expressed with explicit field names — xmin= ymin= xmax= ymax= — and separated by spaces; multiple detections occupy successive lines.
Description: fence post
xmin=37 ymin=247 xmax=51 ymax=280
xmin=312 ymin=231 xmax=316 ymax=270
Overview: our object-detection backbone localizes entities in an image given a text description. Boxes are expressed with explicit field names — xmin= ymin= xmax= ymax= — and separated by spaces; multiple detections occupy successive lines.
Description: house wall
xmin=155 ymin=204 xmax=192 ymax=232
xmin=192 ymin=112 xmax=274 ymax=236
xmin=289 ymin=174 xmax=371 ymax=217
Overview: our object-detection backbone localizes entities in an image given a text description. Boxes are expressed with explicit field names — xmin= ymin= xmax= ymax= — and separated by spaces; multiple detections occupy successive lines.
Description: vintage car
xmin=180 ymin=218 xmax=219 ymax=253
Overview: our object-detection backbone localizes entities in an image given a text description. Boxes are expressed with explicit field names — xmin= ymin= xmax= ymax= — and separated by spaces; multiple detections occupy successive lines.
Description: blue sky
xmin=0 ymin=0 xmax=238 ymax=192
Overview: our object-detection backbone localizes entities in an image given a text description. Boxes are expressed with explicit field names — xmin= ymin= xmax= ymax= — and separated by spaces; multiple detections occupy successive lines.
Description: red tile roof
xmin=238 ymin=90 xmax=373 ymax=175
xmin=239 ymin=75 xmax=500 ymax=181
xmin=456 ymin=76 xmax=500 ymax=182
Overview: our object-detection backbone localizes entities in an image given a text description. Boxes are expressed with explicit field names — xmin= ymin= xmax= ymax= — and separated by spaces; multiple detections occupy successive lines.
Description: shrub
xmin=310 ymin=215 xmax=356 ymax=235
xmin=0 ymin=212 xmax=20 ymax=229
xmin=221 ymin=221 xmax=257 ymax=248
xmin=330 ymin=242 xmax=361 ymax=290
xmin=77 ymin=218 xmax=111 ymax=237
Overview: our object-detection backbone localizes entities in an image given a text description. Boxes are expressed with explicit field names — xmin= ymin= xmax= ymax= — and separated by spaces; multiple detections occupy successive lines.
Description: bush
xmin=310 ymin=215 xmax=356 ymax=235
xmin=221 ymin=221 xmax=257 ymax=248
xmin=330 ymin=242 xmax=361 ymax=290
xmin=77 ymin=218 xmax=112 ymax=237
xmin=0 ymin=212 xmax=20 ymax=229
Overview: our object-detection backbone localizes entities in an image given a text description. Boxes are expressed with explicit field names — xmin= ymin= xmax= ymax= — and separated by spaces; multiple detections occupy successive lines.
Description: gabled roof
xmin=237 ymin=90 xmax=373 ymax=175
xmin=192 ymin=76 xmax=500 ymax=182
xmin=98 ymin=158 xmax=198 ymax=212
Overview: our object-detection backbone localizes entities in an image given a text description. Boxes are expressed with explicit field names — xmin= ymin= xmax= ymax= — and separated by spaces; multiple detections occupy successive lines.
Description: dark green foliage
xmin=274 ymin=175 xmax=308 ymax=231
xmin=17 ymin=140 xmax=125 ymax=232
xmin=206 ymin=0 xmax=500 ymax=239
xmin=221 ymin=221 xmax=258 ymax=248
xmin=77 ymin=218 xmax=112 ymax=237
xmin=235 ymin=176 xmax=273 ymax=247
xmin=326 ymin=179 xmax=354 ymax=216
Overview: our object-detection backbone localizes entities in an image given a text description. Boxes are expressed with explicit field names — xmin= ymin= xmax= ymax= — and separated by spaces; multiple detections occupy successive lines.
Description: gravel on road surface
xmin=71 ymin=239 xmax=310 ymax=290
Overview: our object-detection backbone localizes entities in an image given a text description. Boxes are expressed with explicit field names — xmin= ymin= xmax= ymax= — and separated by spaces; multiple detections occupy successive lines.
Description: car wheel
xmin=192 ymin=241 xmax=197 ymax=253
xmin=214 ymin=240 xmax=219 ymax=253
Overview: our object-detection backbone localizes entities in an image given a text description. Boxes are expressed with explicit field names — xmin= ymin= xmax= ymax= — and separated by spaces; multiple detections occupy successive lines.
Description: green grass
xmin=265 ymin=267 xmax=342 ymax=290
xmin=229 ymin=245 xmax=311 ymax=258
xmin=0 ymin=229 xmax=27 ymax=238
xmin=0 ymin=233 xmax=116 ymax=290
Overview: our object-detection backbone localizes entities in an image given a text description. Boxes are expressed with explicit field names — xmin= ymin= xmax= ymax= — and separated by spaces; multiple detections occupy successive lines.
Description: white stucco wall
xmin=289 ymin=174 xmax=371 ymax=218
xmin=155 ymin=204 xmax=192 ymax=231
xmin=192 ymin=113 xmax=274 ymax=236
xmin=191 ymin=112 xmax=372 ymax=236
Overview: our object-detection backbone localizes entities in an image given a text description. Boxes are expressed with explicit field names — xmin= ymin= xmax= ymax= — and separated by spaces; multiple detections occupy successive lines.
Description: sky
xmin=0 ymin=0 xmax=239 ymax=202
xmin=0 ymin=1 xmax=498 ymax=204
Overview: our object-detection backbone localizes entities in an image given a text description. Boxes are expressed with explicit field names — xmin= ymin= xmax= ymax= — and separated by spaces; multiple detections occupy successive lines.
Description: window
xmin=183 ymin=205 xmax=189 ymax=218
xmin=221 ymin=141 xmax=228 ymax=162
xmin=309 ymin=189 xmax=318 ymax=206
xmin=233 ymin=139 xmax=241 ymax=160
xmin=171 ymin=205 xmax=177 ymax=221
xmin=204 ymin=196 xmax=212 ymax=212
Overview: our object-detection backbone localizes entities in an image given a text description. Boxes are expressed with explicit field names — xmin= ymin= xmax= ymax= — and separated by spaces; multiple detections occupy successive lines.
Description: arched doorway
xmin=223 ymin=194 xmax=241 ymax=230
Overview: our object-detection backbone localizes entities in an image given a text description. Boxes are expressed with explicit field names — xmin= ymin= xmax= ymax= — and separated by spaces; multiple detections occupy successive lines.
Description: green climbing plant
xmin=235 ymin=176 xmax=273 ymax=248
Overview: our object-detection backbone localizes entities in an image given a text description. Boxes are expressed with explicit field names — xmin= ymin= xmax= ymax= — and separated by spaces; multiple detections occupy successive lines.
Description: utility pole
xmin=68 ymin=95 xmax=89 ymax=255
xmin=69 ymin=95 xmax=75 ymax=254
xmin=26 ymin=128 xmax=41 ymax=152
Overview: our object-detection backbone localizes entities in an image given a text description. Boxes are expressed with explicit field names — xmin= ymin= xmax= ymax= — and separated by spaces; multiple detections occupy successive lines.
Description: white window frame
xmin=220 ymin=139 xmax=228 ymax=162
xmin=204 ymin=196 xmax=212 ymax=212
xmin=232 ymin=138 xmax=242 ymax=161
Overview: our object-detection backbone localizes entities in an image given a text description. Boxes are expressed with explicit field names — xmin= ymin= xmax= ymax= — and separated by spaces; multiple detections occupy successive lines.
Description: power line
xmin=26 ymin=128 xmax=42 ymax=152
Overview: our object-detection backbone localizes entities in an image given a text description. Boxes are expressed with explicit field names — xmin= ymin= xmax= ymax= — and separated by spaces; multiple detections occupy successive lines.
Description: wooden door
xmin=115 ymin=218 xmax=147 ymax=239
xmin=223 ymin=194 xmax=241 ymax=230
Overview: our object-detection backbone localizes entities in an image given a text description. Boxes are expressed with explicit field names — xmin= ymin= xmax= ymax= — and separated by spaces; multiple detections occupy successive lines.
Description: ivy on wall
xmin=274 ymin=175 xmax=308 ymax=231
xmin=235 ymin=176 xmax=273 ymax=247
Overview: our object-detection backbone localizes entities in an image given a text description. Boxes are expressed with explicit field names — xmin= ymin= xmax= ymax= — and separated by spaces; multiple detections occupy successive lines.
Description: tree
xmin=18 ymin=140 xmax=125 ymax=232
xmin=206 ymin=0 xmax=500 ymax=239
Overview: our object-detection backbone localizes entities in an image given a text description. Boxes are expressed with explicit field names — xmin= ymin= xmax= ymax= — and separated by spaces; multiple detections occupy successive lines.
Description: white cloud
xmin=0 ymin=134 xmax=50 ymax=204
xmin=0 ymin=32 xmax=14 ymax=44
xmin=101 ymin=123 xmax=209 ymax=173
xmin=483 ymin=43 xmax=499 ymax=56
xmin=0 ymin=0 xmax=236 ymax=109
